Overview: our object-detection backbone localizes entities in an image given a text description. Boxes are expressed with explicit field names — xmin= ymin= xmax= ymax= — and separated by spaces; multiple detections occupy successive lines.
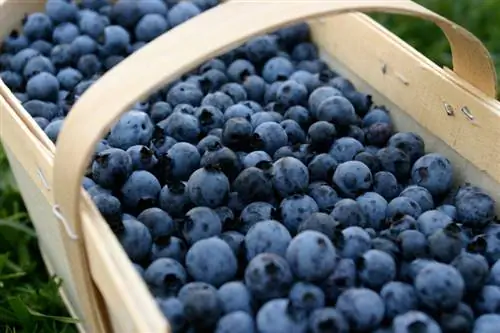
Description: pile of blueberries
xmin=2 ymin=0 xmax=500 ymax=332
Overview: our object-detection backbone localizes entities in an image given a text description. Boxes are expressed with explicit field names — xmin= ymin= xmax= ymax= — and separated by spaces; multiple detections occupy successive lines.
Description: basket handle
xmin=54 ymin=0 xmax=496 ymax=253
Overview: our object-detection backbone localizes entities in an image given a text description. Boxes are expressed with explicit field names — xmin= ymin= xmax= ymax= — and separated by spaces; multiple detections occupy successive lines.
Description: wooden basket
xmin=1 ymin=0 xmax=500 ymax=332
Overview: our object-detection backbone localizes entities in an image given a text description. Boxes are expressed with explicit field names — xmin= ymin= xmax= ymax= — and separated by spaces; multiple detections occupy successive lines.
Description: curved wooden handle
xmin=54 ymin=0 xmax=496 ymax=242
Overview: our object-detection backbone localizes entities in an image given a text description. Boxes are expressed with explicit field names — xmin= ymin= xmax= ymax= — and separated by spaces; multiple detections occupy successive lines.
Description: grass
xmin=1 ymin=1 xmax=500 ymax=332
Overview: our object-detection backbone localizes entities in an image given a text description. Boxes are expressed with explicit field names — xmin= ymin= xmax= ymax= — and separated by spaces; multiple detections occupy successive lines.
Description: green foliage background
xmin=1 ymin=1 xmax=500 ymax=331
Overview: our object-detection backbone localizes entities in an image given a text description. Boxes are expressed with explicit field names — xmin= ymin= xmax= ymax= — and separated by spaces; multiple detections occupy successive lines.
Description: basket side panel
xmin=3 ymin=145 xmax=84 ymax=327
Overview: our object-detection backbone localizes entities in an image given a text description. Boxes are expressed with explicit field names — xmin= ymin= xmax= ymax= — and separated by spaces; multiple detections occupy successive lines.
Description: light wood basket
xmin=2 ymin=0 xmax=500 ymax=332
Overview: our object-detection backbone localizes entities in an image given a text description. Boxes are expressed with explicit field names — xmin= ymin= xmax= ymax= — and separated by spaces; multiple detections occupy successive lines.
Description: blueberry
xmin=333 ymin=161 xmax=372 ymax=198
xmin=451 ymin=251 xmax=489 ymax=293
xmin=87 ymin=184 xmax=112 ymax=198
xmin=45 ymin=0 xmax=78 ymax=24
xmin=133 ymin=263 xmax=145 ymax=278
xmin=29 ymin=40 xmax=52 ymax=56
xmin=217 ymin=281 xmax=253 ymax=315
xmin=118 ymin=218 xmax=152 ymax=263
xmin=44 ymin=119 xmax=65 ymax=142
xmin=239 ymin=202 xmax=276 ymax=233
xmin=156 ymin=297 xmax=186 ymax=333
xmin=411 ymin=153 xmax=453 ymax=197
xmin=274 ymin=80 xmax=308 ymax=108
xmin=256 ymin=299 xmax=307 ymax=333
xmin=288 ymin=70 xmax=321 ymax=94
xmin=168 ymin=2 xmax=201 ymax=27
xmin=286 ymin=230 xmax=337 ymax=282
xmin=200 ymin=145 xmax=241 ymax=181
xmin=138 ymin=0 xmax=168 ymax=16
xmin=187 ymin=166 xmax=229 ymax=208
xmin=109 ymin=0 xmax=140 ymax=28
xmin=77 ymin=54 xmax=102 ymax=78
xmin=26 ymin=72 xmax=59 ymax=102
xmin=92 ymin=148 xmax=132 ymax=189
xmin=23 ymin=100 xmax=59 ymax=121
xmin=307 ymin=121 xmax=337 ymax=152
xmin=224 ymin=103 xmax=253 ymax=122
xmin=226 ymin=59 xmax=255 ymax=83
xmin=145 ymin=257 xmax=187 ymax=297
xmin=199 ymin=59 xmax=226 ymax=73
xmin=399 ymin=186 xmax=434 ymax=213
xmin=92 ymin=193 xmax=123 ymax=234
xmin=398 ymin=229 xmax=429 ymax=260
xmin=244 ymin=220 xmax=291 ymax=261
xmin=308 ymin=307 xmax=348 ymax=333
xmin=331 ymin=199 xmax=367 ymax=229
xmin=134 ymin=13 xmax=168 ymax=42
xmin=358 ymin=249 xmax=396 ymax=290
xmin=341 ymin=226 xmax=372 ymax=260
xmin=286 ymin=282 xmax=325 ymax=319
xmin=23 ymin=13 xmax=53 ymax=41
xmin=272 ymin=157 xmax=309 ymax=197
xmin=251 ymin=111 xmax=283 ymax=128
xmin=1 ymin=31 xmax=29 ymax=54
xmin=317 ymin=96 xmax=357 ymax=127
xmin=252 ymin=122 xmax=289 ymax=155
xmin=428 ymin=223 xmax=463 ymax=263
xmin=275 ymin=22 xmax=310 ymax=48
xmin=362 ymin=107 xmax=392 ymax=127
xmin=297 ymin=212 xmax=338 ymax=240
xmin=55 ymin=68 xmax=82 ymax=91
xmin=279 ymin=120 xmax=306 ymax=145
xmin=455 ymin=185 xmax=495 ymax=228
xmin=125 ymin=145 xmax=157 ymax=171
xmin=107 ymin=111 xmax=153 ymax=150
xmin=387 ymin=196 xmax=422 ymax=221
xmin=78 ymin=10 xmax=106 ymax=39
xmin=242 ymin=75 xmax=266 ymax=102
xmin=414 ymin=262 xmax=464 ymax=311
xmin=439 ymin=302 xmax=474 ymax=333
xmin=185 ymin=237 xmax=237 ymax=287
xmin=245 ymin=253 xmax=293 ymax=301
xmin=166 ymin=82 xmax=203 ymax=107
xmin=181 ymin=206 xmax=222 ymax=246
xmin=221 ymin=82 xmax=247 ymax=103
xmin=151 ymin=237 xmax=187 ymax=264
xmin=242 ymin=151 xmax=272 ymax=169
xmin=120 ymin=171 xmax=161 ymax=211
xmin=436 ymin=204 xmax=457 ymax=219
xmin=0 ymin=71 xmax=23 ymax=91
xmin=181 ymin=284 xmax=222 ymax=330
xmin=215 ymin=206 xmax=235 ymax=229
xmin=202 ymin=91 xmax=234 ymax=111
xmin=162 ymin=143 xmax=200 ymax=181
xmin=319 ymin=258 xmax=355 ymax=305
xmin=9 ymin=48 xmax=38 ymax=72
xmin=233 ymin=167 xmax=274 ymax=204
xmin=401 ymin=258 xmax=437 ymax=283
xmin=70 ymin=35 xmax=97 ymax=58
xmin=219 ymin=231 xmax=245 ymax=258
xmin=262 ymin=57 xmax=294 ymax=83
xmin=380 ymin=281 xmax=418 ymax=320
xmin=23 ymin=55 xmax=56 ymax=79
xmin=150 ymin=132 xmax=177 ymax=158
xmin=336 ymin=288 xmax=385 ymax=332
xmin=215 ymin=311 xmax=255 ymax=333
xmin=474 ymin=314 xmax=500 ymax=333
xmin=136 ymin=207 xmax=174 ymax=243
xmin=474 ymin=285 xmax=500 ymax=315
xmin=222 ymin=117 xmax=253 ymax=151
xmin=306 ymin=154 xmax=337 ymax=183
xmin=365 ymin=122 xmax=393 ymax=147
xmin=489 ymin=260 xmax=500 ymax=287
xmin=150 ymin=102 xmax=172 ymax=124
xmin=52 ymin=22 xmax=80 ymax=45
xmin=392 ymin=311 xmax=441 ymax=333
xmin=328 ymin=137 xmax=364 ymax=163
xmin=280 ymin=195 xmax=319 ymax=235
xmin=178 ymin=282 xmax=217 ymax=302
xmin=416 ymin=210 xmax=453 ymax=237
xmin=308 ymin=86 xmax=342 ymax=116
xmin=308 ymin=184 xmax=340 ymax=213
xmin=159 ymin=110 xmax=200 ymax=143
xmin=244 ymin=35 xmax=279 ymax=65
xmin=284 ymin=105 xmax=311 ymax=129
xmin=101 ymin=25 xmax=130 ymax=56
xmin=356 ymin=192 xmax=388 ymax=231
